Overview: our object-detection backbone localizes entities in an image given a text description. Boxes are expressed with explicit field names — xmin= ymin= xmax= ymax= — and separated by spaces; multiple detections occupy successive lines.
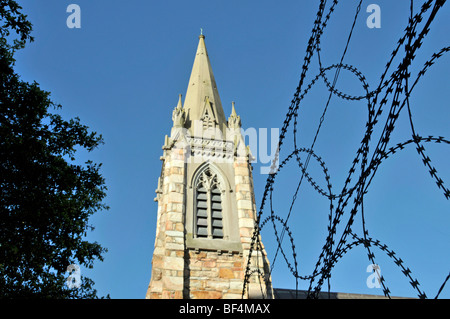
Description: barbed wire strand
xmin=243 ymin=0 xmax=449 ymax=299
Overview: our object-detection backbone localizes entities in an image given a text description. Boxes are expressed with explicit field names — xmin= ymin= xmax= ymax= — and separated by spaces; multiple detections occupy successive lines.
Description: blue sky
xmin=13 ymin=1 xmax=450 ymax=299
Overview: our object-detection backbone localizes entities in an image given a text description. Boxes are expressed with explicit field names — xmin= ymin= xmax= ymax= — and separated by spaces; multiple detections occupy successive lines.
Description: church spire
xmin=183 ymin=34 xmax=227 ymax=132
xmin=147 ymin=34 xmax=274 ymax=300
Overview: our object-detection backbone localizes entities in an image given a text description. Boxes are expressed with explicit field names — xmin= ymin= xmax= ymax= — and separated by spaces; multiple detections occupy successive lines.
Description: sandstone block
xmin=219 ymin=268 xmax=235 ymax=279
xmin=162 ymin=275 xmax=184 ymax=291
xmin=237 ymin=199 xmax=253 ymax=210
xmin=191 ymin=290 xmax=222 ymax=299
xmin=164 ymin=256 xmax=184 ymax=270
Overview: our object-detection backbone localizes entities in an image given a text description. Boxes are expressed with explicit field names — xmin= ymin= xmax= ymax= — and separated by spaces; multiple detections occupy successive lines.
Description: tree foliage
xmin=0 ymin=0 xmax=109 ymax=298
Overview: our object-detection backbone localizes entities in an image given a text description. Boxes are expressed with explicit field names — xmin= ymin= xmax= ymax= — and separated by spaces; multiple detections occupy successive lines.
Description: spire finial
xmin=199 ymin=28 xmax=205 ymax=39
xmin=231 ymin=101 xmax=237 ymax=116
xmin=172 ymin=94 xmax=185 ymax=127
xmin=176 ymin=94 xmax=183 ymax=109
xmin=228 ymin=101 xmax=241 ymax=129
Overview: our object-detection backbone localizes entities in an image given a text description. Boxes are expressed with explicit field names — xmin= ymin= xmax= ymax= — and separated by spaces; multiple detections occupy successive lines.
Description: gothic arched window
xmin=194 ymin=166 xmax=224 ymax=239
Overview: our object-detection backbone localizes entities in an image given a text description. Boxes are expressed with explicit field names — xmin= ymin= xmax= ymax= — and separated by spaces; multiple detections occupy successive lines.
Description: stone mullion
xmin=206 ymin=181 xmax=213 ymax=239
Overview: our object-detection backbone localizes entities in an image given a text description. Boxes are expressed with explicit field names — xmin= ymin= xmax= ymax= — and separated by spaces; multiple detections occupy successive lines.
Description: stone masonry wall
xmin=146 ymin=146 xmax=186 ymax=299
xmin=147 ymin=141 xmax=273 ymax=299
xmin=234 ymin=156 xmax=273 ymax=298
xmin=185 ymin=250 xmax=244 ymax=299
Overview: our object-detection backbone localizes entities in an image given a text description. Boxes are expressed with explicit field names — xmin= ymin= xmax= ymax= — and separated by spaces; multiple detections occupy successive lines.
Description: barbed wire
xmin=243 ymin=0 xmax=449 ymax=299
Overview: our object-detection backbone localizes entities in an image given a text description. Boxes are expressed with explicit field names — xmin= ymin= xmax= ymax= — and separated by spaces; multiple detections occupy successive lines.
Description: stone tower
xmin=146 ymin=34 xmax=273 ymax=299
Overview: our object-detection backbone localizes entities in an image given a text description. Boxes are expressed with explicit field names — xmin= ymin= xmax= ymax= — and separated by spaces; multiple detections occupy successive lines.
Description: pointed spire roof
xmin=183 ymin=34 xmax=227 ymax=131
xmin=231 ymin=101 xmax=237 ymax=117
xmin=176 ymin=93 xmax=183 ymax=110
